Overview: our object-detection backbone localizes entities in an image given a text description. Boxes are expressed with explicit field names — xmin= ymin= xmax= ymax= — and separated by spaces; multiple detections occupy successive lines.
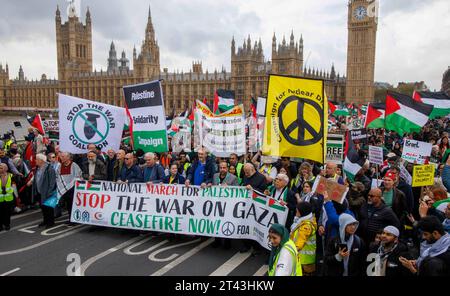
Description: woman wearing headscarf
xmin=268 ymin=223 xmax=302 ymax=276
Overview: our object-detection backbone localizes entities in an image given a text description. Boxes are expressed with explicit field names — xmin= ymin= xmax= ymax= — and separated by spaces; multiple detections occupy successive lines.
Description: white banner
xmin=369 ymin=145 xmax=384 ymax=165
xmin=401 ymin=139 xmax=432 ymax=165
xmin=71 ymin=181 xmax=288 ymax=250
xmin=196 ymin=103 xmax=246 ymax=157
xmin=58 ymin=94 xmax=125 ymax=153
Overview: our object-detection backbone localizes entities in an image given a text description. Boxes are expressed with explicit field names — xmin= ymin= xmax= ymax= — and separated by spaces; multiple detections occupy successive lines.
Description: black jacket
xmin=367 ymin=203 xmax=401 ymax=243
xmin=381 ymin=187 xmax=408 ymax=225
xmin=242 ymin=171 xmax=267 ymax=192
xmin=323 ymin=235 xmax=366 ymax=276
xmin=419 ymin=249 xmax=450 ymax=276
xmin=368 ymin=241 xmax=413 ymax=276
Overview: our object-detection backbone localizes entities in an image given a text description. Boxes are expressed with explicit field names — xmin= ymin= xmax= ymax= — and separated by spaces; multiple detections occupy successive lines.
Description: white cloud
xmin=1 ymin=0 xmax=448 ymax=91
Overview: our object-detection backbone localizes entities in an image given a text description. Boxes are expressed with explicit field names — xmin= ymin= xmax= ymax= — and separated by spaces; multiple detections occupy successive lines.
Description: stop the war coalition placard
xmin=71 ymin=181 xmax=288 ymax=250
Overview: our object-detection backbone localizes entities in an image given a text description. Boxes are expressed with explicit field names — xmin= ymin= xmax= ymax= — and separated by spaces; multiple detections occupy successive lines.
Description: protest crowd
xmin=1 ymin=86 xmax=450 ymax=277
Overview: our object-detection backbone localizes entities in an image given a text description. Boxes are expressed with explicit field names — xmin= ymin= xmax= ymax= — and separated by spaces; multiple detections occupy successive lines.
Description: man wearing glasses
xmin=118 ymin=153 xmax=143 ymax=184
xmin=366 ymin=188 xmax=401 ymax=244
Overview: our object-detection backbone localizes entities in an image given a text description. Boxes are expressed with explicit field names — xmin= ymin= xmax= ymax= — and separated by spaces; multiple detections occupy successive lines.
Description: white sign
xmin=58 ymin=94 xmax=126 ymax=154
xmin=371 ymin=179 xmax=383 ymax=189
xmin=256 ymin=97 xmax=267 ymax=117
xmin=326 ymin=134 xmax=344 ymax=164
xmin=72 ymin=181 xmax=288 ymax=250
xmin=401 ymin=139 xmax=432 ymax=165
xmin=400 ymin=164 xmax=413 ymax=185
xmin=369 ymin=145 xmax=384 ymax=165
xmin=43 ymin=120 xmax=59 ymax=133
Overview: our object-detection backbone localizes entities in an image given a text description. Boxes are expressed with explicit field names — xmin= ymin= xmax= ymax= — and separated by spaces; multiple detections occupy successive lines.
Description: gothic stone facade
xmin=0 ymin=5 xmax=354 ymax=115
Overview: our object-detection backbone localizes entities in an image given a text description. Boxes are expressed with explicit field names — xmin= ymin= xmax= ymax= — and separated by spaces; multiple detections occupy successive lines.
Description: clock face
xmin=353 ymin=6 xmax=367 ymax=20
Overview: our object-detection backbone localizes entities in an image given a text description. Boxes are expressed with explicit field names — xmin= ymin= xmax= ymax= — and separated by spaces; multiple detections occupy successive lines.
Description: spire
xmin=290 ymin=30 xmax=295 ymax=47
xmin=56 ymin=5 xmax=61 ymax=22
xmin=247 ymin=35 xmax=251 ymax=51
xmin=231 ymin=36 xmax=235 ymax=55
xmin=110 ymin=41 xmax=115 ymax=51
xmin=145 ymin=4 xmax=155 ymax=42
xmin=282 ymin=35 xmax=286 ymax=46
xmin=86 ymin=6 xmax=91 ymax=23
xmin=330 ymin=63 xmax=336 ymax=80
xmin=133 ymin=45 xmax=137 ymax=59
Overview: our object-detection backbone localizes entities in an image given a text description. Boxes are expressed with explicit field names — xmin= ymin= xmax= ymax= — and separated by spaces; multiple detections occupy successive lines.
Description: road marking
xmin=77 ymin=235 xmax=148 ymax=276
xmin=0 ymin=225 xmax=86 ymax=256
xmin=0 ymin=268 xmax=21 ymax=276
xmin=148 ymin=238 xmax=202 ymax=262
xmin=18 ymin=225 xmax=37 ymax=234
xmin=150 ymin=238 xmax=213 ymax=276
xmin=253 ymin=265 xmax=268 ymax=276
xmin=123 ymin=237 xmax=169 ymax=256
xmin=41 ymin=220 xmax=72 ymax=236
xmin=11 ymin=209 xmax=41 ymax=220
xmin=209 ymin=251 xmax=252 ymax=276
xmin=0 ymin=214 xmax=69 ymax=236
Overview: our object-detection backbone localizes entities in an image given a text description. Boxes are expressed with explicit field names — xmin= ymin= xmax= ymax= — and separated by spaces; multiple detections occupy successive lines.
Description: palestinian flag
xmin=252 ymin=190 xmax=267 ymax=205
xmin=328 ymin=101 xmax=337 ymax=114
xmin=333 ymin=105 xmax=349 ymax=117
xmin=27 ymin=114 xmax=44 ymax=135
xmin=385 ymin=91 xmax=433 ymax=135
xmin=76 ymin=181 xmax=101 ymax=191
xmin=213 ymin=89 xmax=235 ymax=114
xmin=364 ymin=103 xmax=385 ymax=129
xmin=343 ymin=131 xmax=365 ymax=182
xmin=268 ymin=198 xmax=287 ymax=212
xmin=413 ymin=91 xmax=450 ymax=119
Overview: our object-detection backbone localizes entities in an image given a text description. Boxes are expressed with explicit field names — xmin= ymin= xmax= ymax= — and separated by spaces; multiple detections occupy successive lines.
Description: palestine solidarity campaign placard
xmin=123 ymin=80 xmax=168 ymax=152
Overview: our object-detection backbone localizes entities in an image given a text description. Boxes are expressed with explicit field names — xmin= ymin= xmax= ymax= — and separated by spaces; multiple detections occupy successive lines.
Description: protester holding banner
xmin=32 ymin=128 xmax=46 ymax=155
xmin=229 ymin=153 xmax=243 ymax=184
xmin=185 ymin=148 xmax=215 ymax=187
xmin=56 ymin=152 xmax=82 ymax=225
xmin=81 ymin=151 xmax=107 ymax=182
xmin=212 ymin=161 xmax=239 ymax=187
xmin=162 ymin=163 xmax=185 ymax=185
xmin=105 ymin=149 xmax=116 ymax=181
xmin=118 ymin=153 xmax=143 ymax=184
xmin=142 ymin=152 xmax=166 ymax=184
xmin=265 ymin=173 xmax=297 ymax=229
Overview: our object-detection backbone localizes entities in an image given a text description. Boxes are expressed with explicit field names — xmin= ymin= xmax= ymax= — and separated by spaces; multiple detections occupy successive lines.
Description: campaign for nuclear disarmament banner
xmin=71 ymin=181 xmax=288 ymax=250
xmin=195 ymin=100 xmax=246 ymax=157
xmin=123 ymin=80 xmax=168 ymax=153
xmin=263 ymin=75 xmax=327 ymax=163
xmin=58 ymin=94 xmax=126 ymax=153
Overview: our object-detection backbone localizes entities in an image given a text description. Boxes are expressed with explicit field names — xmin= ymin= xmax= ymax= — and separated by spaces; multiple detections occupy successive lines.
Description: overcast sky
xmin=0 ymin=0 xmax=449 ymax=91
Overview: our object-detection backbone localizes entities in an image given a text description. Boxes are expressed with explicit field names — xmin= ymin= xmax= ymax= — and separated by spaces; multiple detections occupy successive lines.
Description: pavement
xmin=0 ymin=209 xmax=269 ymax=276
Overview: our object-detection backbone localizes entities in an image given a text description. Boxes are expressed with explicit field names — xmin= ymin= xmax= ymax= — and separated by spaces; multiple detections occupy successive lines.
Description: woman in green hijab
xmin=268 ymin=223 xmax=302 ymax=276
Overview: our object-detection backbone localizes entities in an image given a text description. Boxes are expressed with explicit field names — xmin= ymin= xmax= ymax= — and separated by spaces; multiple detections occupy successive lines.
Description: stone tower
xmin=271 ymin=31 xmax=303 ymax=76
xmin=133 ymin=5 xmax=161 ymax=80
xmin=107 ymin=41 xmax=118 ymax=72
xmin=55 ymin=5 xmax=93 ymax=80
xmin=0 ymin=63 xmax=10 ymax=107
xmin=346 ymin=0 xmax=378 ymax=104
xmin=231 ymin=35 xmax=266 ymax=101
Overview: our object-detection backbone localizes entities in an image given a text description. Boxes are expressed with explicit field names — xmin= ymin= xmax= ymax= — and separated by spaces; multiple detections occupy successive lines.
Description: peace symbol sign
xmin=221 ymin=222 xmax=235 ymax=237
xmin=278 ymin=96 xmax=323 ymax=146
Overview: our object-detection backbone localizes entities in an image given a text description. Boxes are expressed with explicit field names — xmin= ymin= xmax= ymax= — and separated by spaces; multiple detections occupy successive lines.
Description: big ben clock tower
xmin=346 ymin=0 xmax=378 ymax=104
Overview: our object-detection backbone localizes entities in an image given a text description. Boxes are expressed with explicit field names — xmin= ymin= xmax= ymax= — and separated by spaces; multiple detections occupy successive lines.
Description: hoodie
xmin=417 ymin=233 xmax=450 ymax=267
xmin=338 ymin=213 xmax=359 ymax=276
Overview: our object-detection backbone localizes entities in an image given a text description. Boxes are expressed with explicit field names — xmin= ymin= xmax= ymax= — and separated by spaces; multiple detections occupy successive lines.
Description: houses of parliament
xmin=0 ymin=0 xmax=379 ymax=115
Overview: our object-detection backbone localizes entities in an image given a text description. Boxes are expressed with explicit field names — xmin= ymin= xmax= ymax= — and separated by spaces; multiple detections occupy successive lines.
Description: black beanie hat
xmin=296 ymin=202 xmax=312 ymax=217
